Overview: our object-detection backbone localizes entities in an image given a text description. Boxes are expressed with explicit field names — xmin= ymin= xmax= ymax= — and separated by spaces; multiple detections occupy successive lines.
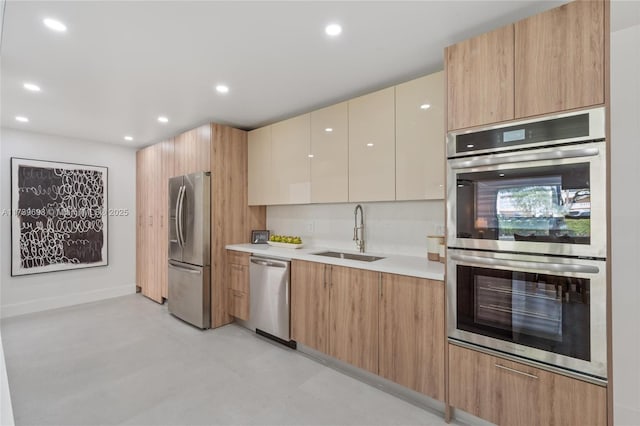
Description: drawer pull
xmin=495 ymin=364 xmax=538 ymax=379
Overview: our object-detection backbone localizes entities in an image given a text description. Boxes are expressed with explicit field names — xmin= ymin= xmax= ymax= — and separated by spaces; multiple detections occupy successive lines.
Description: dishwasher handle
xmin=250 ymin=258 xmax=288 ymax=268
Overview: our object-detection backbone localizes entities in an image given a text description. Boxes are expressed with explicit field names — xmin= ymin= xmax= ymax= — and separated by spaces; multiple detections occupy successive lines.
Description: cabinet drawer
xmin=227 ymin=250 xmax=249 ymax=266
xmin=228 ymin=289 xmax=249 ymax=321
xmin=229 ymin=263 xmax=249 ymax=293
xmin=449 ymin=344 xmax=607 ymax=426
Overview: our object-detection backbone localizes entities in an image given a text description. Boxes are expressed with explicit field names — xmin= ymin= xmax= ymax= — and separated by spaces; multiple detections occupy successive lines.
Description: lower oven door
xmin=447 ymin=249 xmax=607 ymax=379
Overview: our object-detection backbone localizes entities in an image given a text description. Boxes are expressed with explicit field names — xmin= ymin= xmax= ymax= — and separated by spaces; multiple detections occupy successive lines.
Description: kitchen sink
xmin=313 ymin=251 xmax=385 ymax=262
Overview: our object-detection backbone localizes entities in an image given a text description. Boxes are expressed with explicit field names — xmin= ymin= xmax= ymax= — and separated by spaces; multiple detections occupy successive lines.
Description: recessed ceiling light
xmin=499 ymin=173 xmax=505 ymax=177
xmin=215 ymin=84 xmax=229 ymax=94
xmin=366 ymin=143 xmax=374 ymax=147
xmin=308 ymin=154 xmax=314 ymax=158
xmin=420 ymin=104 xmax=431 ymax=110
xmin=324 ymin=128 xmax=333 ymax=133
xmin=23 ymin=83 xmax=41 ymax=92
xmin=43 ymin=18 xmax=67 ymax=32
xmin=467 ymin=144 xmax=474 ymax=148
xmin=124 ymin=136 xmax=133 ymax=141
xmin=15 ymin=116 xmax=29 ymax=123
xmin=157 ymin=116 xmax=169 ymax=123
xmin=325 ymin=23 xmax=342 ymax=37
xmin=457 ymin=184 xmax=464 ymax=188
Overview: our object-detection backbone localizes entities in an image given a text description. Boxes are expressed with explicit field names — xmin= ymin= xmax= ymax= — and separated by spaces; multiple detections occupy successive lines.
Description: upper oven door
xmin=447 ymin=141 xmax=606 ymax=258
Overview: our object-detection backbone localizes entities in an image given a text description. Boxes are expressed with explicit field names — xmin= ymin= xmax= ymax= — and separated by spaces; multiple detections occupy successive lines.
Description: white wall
xmin=611 ymin=17 xmax=640 ymax=426
xmin=267 ymin=200 xmax=445 ymax=257
xmin=0 ymin=128 xmax=137 ymax=317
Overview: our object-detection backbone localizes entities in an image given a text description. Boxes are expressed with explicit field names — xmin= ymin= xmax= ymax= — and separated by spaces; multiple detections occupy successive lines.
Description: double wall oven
xmin=446 ymin=107 xmax=607 ymax=380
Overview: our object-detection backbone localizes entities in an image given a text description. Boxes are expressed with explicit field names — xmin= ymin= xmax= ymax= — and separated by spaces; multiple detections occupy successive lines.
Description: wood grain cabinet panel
xmin=379 ymin=274 xmax=445 ymax=400
xmin=247 ymin=126 xmax=272 ymax=206
xmin=310 ymin=102 xmax=349 ymax=203
xmin=449 ymin=344 xmax=607 ymax=426
xmin=227 ymin=250 xmax=250 ymax=321
xmin=348 ymin=87 xmax=396 ymax=202
xmin=446 ymin=25 xmax=515 ymax=130
xmin=395 ymin=72 xmax=445 ymax=200
xmin=173 ymin=125 xmax=211 ymax=176
xmin=271 ymin=114 xmax=311 ymax=204
xmin=515 ymin=0 xmax=605 ymax=118
xmin=329 ymin=266 xmax=379 ymax=374
xmin=291 ymin=260 xmax=330 ymax=353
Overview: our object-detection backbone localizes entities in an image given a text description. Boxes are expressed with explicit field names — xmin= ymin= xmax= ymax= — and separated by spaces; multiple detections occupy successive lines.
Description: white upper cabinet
xmin=310 ymin=102 xmax=349 ymax=203
xmin=271 ymin=114 xmax=311 ymax=205
xmin=348 ymin=87 xmax=396 ymax=202
xmin=248 ymin=126 xmax=272 ymax=206
xmin=395 ymin=71 xmax=445 ymax=200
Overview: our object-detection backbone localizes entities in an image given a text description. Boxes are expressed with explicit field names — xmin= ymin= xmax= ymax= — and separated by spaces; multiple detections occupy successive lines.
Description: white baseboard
xmin=0 ymin=284 xmax=136 ymax=318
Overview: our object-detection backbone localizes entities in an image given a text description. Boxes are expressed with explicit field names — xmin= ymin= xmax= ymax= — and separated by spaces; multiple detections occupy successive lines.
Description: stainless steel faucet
xmin=353 ymin=204 xmax=365 ymax=253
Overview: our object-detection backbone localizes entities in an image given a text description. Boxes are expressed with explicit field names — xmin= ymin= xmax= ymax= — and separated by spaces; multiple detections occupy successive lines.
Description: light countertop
xmin=225 ymin=243 xmax=444 ymax=281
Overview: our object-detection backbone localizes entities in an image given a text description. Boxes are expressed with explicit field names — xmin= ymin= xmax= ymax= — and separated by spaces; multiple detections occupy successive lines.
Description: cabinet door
xmin=379 ymin=274 xmax=445 ymax=400
xmin=271 ymin=114 xmax=311 ymax=204
xmin=539 ymin=368 xmax=607 ymax=426
xmin=310 ymin=102 xmax=349 ymax=203
xmin=515 ymin=0 xmax=604 ymax=118
xmin=329 ymin=266 xmax=379 ymax=374
xmin=248 ymin=126 xmax=272 ymax=206
xmin=446 ymin=25 xmax=515 ymax=130
xmin=348 ymin=87 xmax=396 ymax=202
xmin=395 ymin=72 xmax=445 ymax=200
xmin=449 ymin=344 xmax=607 ymax=426
xmin=173 ymin=125 xmax=211 ymax=176
xmin=146 ymin=144 xmax=164 ymax=303
xmin=136 ymin=150 xmax=144 ymax=292
xmin=228 ymin=256 xmax=249 ymax=321
xmin=291 ymin=260 xmax=329 ymax=353
xmin=159 ymin=139 xmax=174 ymax=300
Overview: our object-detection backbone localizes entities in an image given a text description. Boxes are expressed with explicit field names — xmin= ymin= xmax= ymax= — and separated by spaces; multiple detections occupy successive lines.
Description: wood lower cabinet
xmin=227 ymin=250 xmax=249 ymax=321
xmin=446 ymin=25 xmax=515 ymax=131
xmin=291 ymin=260 xmax=330 ymax=353
xmin=329 ymin=266 xmax=379 ymax=374
xmin=379 ymin=274 xmax=444 ymax=400
xmin=515 ymin=0 xmax=605 ymax=118
xmin=449 ymin=344 xmax=607 ymax=426
xmin=291 ymin=260 xmax=445 ymax=398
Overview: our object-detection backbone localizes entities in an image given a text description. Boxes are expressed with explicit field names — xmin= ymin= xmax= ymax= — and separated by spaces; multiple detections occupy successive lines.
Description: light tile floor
xmin=2 ymin=294 xmax=459 ymax=426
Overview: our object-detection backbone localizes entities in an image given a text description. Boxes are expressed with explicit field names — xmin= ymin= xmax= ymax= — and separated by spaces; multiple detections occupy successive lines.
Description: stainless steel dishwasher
xmin=247 ymin=256 xmax=292 ymax=343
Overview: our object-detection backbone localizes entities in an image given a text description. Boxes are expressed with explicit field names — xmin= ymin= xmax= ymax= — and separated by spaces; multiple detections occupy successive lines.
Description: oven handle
xmin=448 ymin=147 xmax=600 ymax=169
xmin=450 ymin=253 xmax=600 ymax=274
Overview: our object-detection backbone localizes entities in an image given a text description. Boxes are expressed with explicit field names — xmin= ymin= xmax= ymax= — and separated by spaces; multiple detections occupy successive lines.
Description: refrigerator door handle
xmin=178 ymin=185 xmax=187 ymax=246
xmin=177 ymin=185 xmax=186 ymax=247
xmin=174 ymin=185 xmax=184 ymax=247
xmin=168 ymin=261 xmax=202 ymax=275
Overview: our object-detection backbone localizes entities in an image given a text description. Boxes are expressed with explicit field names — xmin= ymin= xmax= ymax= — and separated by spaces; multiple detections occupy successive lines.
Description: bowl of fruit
xmin=268 ymin=234 xmax=304 ymax=249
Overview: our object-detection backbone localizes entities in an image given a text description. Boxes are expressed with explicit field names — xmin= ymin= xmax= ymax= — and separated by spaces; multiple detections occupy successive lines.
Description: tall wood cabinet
xmin=446 ymin=0 xmax=606 ymax=131
xmin=290 ymin=260 xmax=445 ymax=398
xmin=136 ymin=124 xmax=266 ymax=328
xmin=136 ymin=142 xmax=170 ymax=303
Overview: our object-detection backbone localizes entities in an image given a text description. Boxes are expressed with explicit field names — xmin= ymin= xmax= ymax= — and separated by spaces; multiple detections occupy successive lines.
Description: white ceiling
xmin=1 ymin=0 xmax=575 ymax=148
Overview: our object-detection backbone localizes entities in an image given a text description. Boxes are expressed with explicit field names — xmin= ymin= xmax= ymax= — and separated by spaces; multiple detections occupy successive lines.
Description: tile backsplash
xmin=267 ymin=200 xmax=445 ymax=257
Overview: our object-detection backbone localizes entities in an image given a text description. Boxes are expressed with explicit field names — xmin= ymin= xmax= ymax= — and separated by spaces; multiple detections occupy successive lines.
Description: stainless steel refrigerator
xmin=168 ymin=171 xmax=211 ymax=329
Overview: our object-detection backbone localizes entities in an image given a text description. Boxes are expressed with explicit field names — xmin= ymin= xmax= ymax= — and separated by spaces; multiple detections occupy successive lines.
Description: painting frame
xmin=11 ymin=157 xmax=109 ymax=276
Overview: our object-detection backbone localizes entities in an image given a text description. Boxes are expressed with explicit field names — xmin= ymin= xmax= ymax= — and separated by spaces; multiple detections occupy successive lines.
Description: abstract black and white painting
xmin=11 ymin=158 xmax=108 ymax=276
